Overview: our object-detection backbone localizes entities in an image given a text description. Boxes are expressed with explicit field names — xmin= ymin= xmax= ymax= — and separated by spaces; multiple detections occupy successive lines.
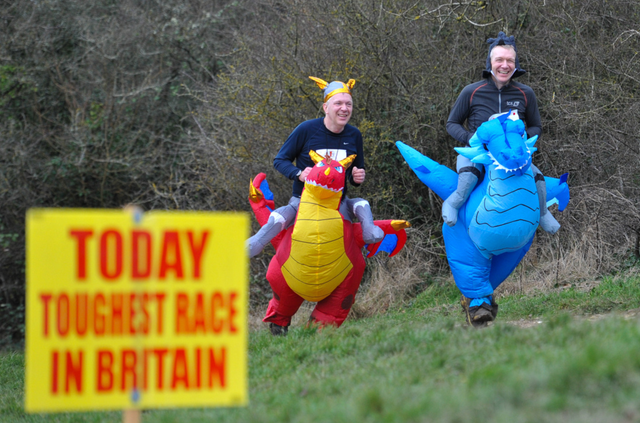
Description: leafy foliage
xmin=2 ymin=0 xmax=640 ymax=344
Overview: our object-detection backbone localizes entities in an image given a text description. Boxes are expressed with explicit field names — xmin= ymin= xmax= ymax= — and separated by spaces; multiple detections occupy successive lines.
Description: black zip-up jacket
xmin=446 ymin=78 xmax=542 ymax=146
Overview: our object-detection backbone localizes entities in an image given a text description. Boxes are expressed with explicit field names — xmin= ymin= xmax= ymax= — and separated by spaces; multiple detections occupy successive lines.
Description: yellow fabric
xmin=308 ymin=76 xmax=356 ymax=102
xmin=323 ymin=83 xmax=351 ymax=103
xmin=282 ymin=188 xmax=352 ymax=302
xmin=308 ymin=76 xmax=328 ymax=90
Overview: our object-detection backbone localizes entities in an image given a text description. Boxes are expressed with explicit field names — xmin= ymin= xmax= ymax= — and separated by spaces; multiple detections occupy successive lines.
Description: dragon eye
xmin=317 ymin=162 xmax=325 ymax=167
xmin=334 ymin=166 xmax=343 ymax=173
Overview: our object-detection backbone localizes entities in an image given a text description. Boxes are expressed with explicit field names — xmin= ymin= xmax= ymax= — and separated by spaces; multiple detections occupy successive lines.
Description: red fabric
xmin=262 ymin=221 xmax=366 ymax=328
xmin=249 ymin=173 xmax=285 ymax=250
xmin=251 ymin=173 xmax=408 ymax=329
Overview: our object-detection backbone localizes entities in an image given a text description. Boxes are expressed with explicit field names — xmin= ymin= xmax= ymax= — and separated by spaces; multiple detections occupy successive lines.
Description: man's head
xmin=310 ymin=76 xmax=355 ymax=133
xmin=322 ymin=92 xmax=353 ymax=132
xmin=490 ymin=45 xmax=517 ymax=89
xmin=482 ymin=32 xmax=526 ymax=83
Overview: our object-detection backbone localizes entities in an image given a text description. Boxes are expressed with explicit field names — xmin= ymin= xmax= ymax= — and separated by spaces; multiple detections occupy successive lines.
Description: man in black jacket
xmin=444 ymin=32 xmax=559 ymax=234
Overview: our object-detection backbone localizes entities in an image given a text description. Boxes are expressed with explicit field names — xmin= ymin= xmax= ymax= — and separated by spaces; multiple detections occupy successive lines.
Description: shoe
xmin=460 ymin=295 xmax=496 ymax=327
xmin=269 ymin=322 xmax=289 ymax=336
xmin=490 ymin=297 xmax=499 ymax=319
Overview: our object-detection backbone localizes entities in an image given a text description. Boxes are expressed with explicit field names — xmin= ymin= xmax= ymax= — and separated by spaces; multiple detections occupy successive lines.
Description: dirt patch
xmin=506 ymin=307 xmax=640 ymax=328
xmin=508 ymin=318 xmax=545 ymax=328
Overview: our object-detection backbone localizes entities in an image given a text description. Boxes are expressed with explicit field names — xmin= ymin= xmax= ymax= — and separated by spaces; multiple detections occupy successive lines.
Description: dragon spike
xmin=309 ymin=76 xmax=328 ymax=90
xmin=249 ymin=178 xmax=263 ymax=203
xmin=497 ymin=110 xmax=511 ymax=124
xmin=309 ymin=150 xmax=324 ymax=164
xmin=525 ymin=134 xmax=539 ymax=148
xmin=390 ymin=220 xmax=411 ymax=231
xmin=471 ymin=153 xmax=493 ymax=165
xmin=346 ymin=79 xmax=356 ymax=89
xmin=455 ymin=146 xmax=485 ymax=160
xmin=339 ymin=154 xmax=357 ymax=169
xmin=467 ymin=132 xmax=484 ymax=148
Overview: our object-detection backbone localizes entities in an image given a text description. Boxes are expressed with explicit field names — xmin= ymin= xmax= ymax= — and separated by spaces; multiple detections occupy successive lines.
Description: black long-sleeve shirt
xmin=273 ymin=118 xmax=365 ymax=198
xmin=447 ymin=78 xmax=542 ymax=146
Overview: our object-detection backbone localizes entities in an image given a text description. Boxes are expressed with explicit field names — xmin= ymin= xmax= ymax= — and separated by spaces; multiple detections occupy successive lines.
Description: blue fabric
xmin=369 ymin=234 xmax=398 ymax=257
xmin=470 ymin=296 xmax=492 ymax=307
xmin=395 ymin=141 xmax=457 ymax=200
xmin=260 ymin=179 xmax=274 ymax=202
xmin=259 ymin=178 xmax=275 ymax=212
xmin=544 ymin=174 xmax=570 ymax=211
xmin=396 ymin=116 xmax=569 ymax=300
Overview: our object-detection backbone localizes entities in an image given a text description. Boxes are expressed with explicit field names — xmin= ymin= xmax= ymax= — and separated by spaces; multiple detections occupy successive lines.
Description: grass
xmin=2 ymin=275 xmax=640 ymax=423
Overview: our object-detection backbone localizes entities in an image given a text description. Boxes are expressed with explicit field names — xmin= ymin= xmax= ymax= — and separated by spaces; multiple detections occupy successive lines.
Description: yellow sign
xmin=25 ymin=209 xmax=248 ymax=412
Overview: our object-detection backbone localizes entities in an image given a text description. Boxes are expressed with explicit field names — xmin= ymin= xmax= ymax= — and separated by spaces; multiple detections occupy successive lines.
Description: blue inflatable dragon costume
xmin=397 ymin=111 xmax=569 ymax=326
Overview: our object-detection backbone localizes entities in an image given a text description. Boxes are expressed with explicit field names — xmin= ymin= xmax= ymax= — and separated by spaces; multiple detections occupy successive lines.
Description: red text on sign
xmin=69 ymin=229 xmax=210 ymax=281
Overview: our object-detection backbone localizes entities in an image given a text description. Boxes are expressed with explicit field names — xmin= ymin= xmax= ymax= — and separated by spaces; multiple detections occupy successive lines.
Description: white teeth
xmin=487 ymin=151 xmax=532 ymax=172
xmin=306 ymin=179 xmax=343 ymax=193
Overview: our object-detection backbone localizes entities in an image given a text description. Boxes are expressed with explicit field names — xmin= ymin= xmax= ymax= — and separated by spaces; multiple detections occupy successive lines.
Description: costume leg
xmin=247 ymin=196 xmax=299 ymax=258
xmin=443 ymin=223 xmax=493 ymax=299
xmin=489 ymin=237 xmax=534 ymax=290
xmin=532 ymin=165 xmax=560 ymax=234
xmin=345 ymin=197 xmax=384 ymax=244
xmin=262 ymin=257 xmax=305 ymax=329
xmin=309 ymin=265 xmax=364 ymax=328
xmin=444 ymin=222 xmax=494 ymax=326
xmin=442 ymin=155 xmax=480 ymax=227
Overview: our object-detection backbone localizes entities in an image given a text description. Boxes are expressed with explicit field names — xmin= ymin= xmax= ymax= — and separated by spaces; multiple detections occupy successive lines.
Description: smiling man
xmin=444 ymin=32 xmax=545 ymax=228
xmin=443 ymin=32 xmax=559 ymax=325
xmin=247 ymin=77 xmax=384 ymax=294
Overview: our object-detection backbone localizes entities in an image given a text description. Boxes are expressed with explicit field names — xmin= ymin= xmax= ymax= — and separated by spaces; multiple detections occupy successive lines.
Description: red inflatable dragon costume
xmin=249 ymin=151 xmax=410 ymax=331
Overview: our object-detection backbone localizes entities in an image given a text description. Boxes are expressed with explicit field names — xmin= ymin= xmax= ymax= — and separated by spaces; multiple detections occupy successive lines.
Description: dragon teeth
xmin=306 ymin=179 xmax=342 ymax=193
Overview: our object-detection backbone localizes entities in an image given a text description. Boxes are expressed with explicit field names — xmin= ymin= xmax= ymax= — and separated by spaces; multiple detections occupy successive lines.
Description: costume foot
xmin=461 ymin=295 xmax=496 ymax=328
xmin=352 ymin=200 xmax=384 ymax=243
xmin=442 ymin=170 xmax=478 ymax=227
xmin=247 ymin=237 xmax=265 ymax=258
xmin=247 ymin=209 xmax=291 ymax=258
xmin=540 ymin=212 xmax=560 ymax=234
xmin=442 ymin=201 xmax=459 ymax=227
xmin=362 ymin=223 xmax=384 ymax=244
xmin=269 ymin=323 xmax=289 ymax=336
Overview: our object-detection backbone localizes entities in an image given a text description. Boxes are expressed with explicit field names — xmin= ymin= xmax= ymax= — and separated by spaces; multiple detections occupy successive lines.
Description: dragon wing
xmin=353 ymin=220 xmax=411 ymax=258
xmin=544 ymin=173 xmax=570 ymax=212
xmin=395 ymin=141 xmax=457 ymax=201
xmin=248 ymin=173 xmax=285 ymax=249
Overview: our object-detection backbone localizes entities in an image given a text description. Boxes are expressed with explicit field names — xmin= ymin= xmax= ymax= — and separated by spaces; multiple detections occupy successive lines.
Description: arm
xmin=273 ymin=124 xmax=306 ymax=180
xmin=524 ymin=89 xmax=542 ymax=140
xmin=446 ymin=89 xmax=473 ymax=145
xmin=348 ymin=130 xmax=366 ymax=187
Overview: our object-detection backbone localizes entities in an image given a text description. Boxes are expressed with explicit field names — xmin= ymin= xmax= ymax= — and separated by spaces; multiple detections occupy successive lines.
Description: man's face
xmin=490 ymin=46 xmax=516 ymax=87
xmin=323 ymin=92 xmax=353 ymax=130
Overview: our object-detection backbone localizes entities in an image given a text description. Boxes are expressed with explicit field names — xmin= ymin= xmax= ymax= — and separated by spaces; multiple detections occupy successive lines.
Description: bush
xmin=2 ymin=0 xmax=640 ymax=344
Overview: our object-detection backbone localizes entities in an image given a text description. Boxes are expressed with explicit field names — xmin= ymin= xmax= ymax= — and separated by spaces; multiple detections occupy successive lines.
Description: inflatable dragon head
xmin=306 ymin=150 xmax=356 ymax=200
xmin=455 ymin=110 xmax=538 ymax=176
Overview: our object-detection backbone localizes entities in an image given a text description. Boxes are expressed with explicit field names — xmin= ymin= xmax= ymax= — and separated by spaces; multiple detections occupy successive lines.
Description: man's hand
xmin=352 ymin=166 xmax=366 ymax=184
xmin=298 ymin=167 xmax=313 ymax=182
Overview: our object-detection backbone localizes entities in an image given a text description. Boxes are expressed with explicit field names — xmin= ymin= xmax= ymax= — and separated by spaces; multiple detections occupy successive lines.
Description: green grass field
xmin=2 ymin=275 xmax=640 ymax=423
